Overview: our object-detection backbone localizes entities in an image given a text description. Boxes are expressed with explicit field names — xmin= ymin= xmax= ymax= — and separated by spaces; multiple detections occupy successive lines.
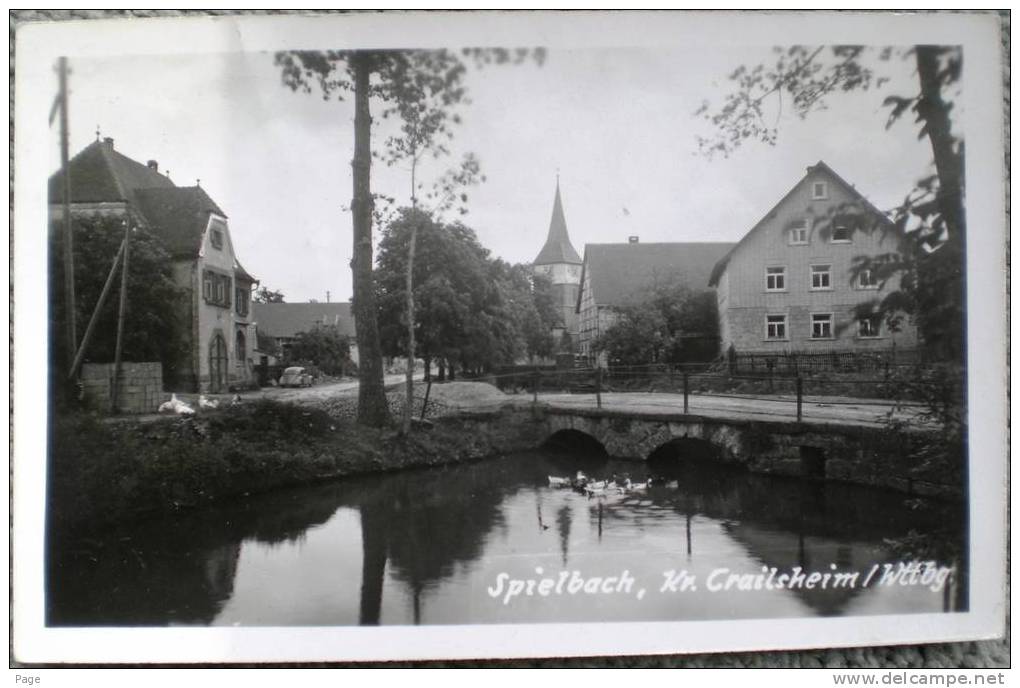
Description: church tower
xmin=533 ymin=179 xmax=582 ymax=347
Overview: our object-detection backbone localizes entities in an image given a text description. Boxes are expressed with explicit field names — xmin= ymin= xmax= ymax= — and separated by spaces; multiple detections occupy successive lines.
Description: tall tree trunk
xmin=350 ymin=52 xmax=390 ymax=427
xmin=915 ymin=46 xmax=966 ymax=361
xmin=915 ymin=46 xmax=965 ymax=242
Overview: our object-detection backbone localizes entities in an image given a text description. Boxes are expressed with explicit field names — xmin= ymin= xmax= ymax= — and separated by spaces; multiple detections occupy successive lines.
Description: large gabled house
xmin=708 ymin=161 xmax=919 ymax=355
xmin=49 ymin=136 xmax=259 ymax=392
xmin=575 ymin=239 xmax=734 ymax=366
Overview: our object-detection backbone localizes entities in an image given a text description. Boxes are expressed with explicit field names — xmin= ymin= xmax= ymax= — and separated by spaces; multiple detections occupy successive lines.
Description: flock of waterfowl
xmin=548 ymin=471 xmax=679 ymax=498
xmin=157 ymin=393 xmax=244 ymax=415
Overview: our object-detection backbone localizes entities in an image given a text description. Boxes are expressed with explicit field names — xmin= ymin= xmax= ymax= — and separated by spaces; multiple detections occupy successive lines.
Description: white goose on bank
xmin=158 ymin=393 xmax=195 ymax=415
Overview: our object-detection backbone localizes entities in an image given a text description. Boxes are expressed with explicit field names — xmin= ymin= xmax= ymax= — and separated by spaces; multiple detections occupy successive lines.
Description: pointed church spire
xmin=534 ymin=177 xmax=582 ymax=265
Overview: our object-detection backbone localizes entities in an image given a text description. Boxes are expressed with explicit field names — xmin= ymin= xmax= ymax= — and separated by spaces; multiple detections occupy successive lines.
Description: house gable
xmin=49 ymin=138 xmax=259 ymax=392
xmin=709 ymin=161 xmax=895 ymax=288
xmin=710 ymin=161 xmax=918 ymax=353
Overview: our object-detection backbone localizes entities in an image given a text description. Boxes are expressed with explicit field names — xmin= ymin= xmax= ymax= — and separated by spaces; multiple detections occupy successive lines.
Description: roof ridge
xmin=95 ymin=140 xmax=130 ymax=201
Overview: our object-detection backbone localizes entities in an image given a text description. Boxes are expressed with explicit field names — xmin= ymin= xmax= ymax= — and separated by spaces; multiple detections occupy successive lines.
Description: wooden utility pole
xmin=58 ymin=57 xmax=77 ymax=372
xmin=110 ymin=222 xmax=131 ymax=412
xmin=68 ymin=239 xmax=125 ymax=380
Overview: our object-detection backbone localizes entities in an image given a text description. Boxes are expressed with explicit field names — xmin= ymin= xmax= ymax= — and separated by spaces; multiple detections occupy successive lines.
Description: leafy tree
xmin=488 ymin=260 xmax=557 ymax=362
xmin=286 ymin=324 xmax=353 ymax=376
xmin=594 ymin=279 xmax=719 ymax=366
xmin=274 ymin=48 xmax=542 ymax=427
xmin=695 ymin=45 xmax=964 ymax=360
xmin=253 ymin=286 xmax=286 ymax=304
xmin=49 ymin=215 xmax=188 ymax=389
xmin=595 ymin=302 xmax=670 ymax=366
xmin=376 ymin=208 xmax=490 ymax=375
xmin=377 ymin=209 xmax=555 ymax=376
xmin=380 ymin=92 xmax=483 ymax=432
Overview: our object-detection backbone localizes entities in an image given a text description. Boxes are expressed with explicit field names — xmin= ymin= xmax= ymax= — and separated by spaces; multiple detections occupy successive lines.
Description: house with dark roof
xmin=250 ymin=301 xmax=358 ymax=366
xmin=49 ymin=137 xmax=258 ymax=392
xmin=575 ymin=239 xmax=733 ymax=365
xmin=532 ymin=181 xmax=583 ymax=346
xmin=708 ymin=161 xmax=919 ymax=355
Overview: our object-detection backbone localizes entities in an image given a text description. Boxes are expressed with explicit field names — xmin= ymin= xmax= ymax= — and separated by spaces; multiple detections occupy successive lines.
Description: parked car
xmin=279 ymin=366 xmax=314 ymax=388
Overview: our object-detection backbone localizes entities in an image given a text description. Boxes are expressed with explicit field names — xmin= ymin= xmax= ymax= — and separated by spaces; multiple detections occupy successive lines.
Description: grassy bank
xmin=48 ymin=398 xmax=520 ymax=539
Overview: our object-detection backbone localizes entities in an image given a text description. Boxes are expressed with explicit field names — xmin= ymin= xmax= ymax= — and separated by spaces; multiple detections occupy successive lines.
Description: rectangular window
xmin=210 ymin=228 xmax=224 ymax=250
xmin=766 ymin=266 xmax=786 ymax=291
xmin=811 ymin=264 xmax=832 ymax=290
xmin=235 ymin=287 xmax=250 ymax=317
xmin=811 ymin=313 xmax=833 ymax=339
xmin=857 ymin=268 xmax=878 ymax=289
xmin=831 ymin=223 xmax=852 ymax=242
xmin=789 ymin=220 xmax=809 ymax=245
xmin=858 ymin=316 xmax=881 ymax=338
xmin=766 ymin=314 xmax=787 ymax=340
xmin=831 ymin=213 xmax=857 ymax=243
xmin=812 ymin=182 xmax=828 ymax=199
xmin=203 ymin=270 xmax=232 ymax=308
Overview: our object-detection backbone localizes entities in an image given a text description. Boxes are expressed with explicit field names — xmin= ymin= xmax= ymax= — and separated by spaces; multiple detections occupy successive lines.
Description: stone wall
xmin=81 ymin=362 xmax=163 ymax=414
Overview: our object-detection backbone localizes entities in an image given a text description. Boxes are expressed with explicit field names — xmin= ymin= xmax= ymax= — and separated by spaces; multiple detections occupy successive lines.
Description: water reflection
xmin=47 ymin=448 xmax=965 ymax=627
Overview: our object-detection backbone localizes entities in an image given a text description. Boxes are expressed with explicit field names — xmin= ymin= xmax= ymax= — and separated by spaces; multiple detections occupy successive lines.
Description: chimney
xmin=103 ymin=137 xmax=114 ymax=149
xmin=628 ymin=236 xmax=639 ymax=244
xmin=147 ymin=160 xmax=159 ymax=172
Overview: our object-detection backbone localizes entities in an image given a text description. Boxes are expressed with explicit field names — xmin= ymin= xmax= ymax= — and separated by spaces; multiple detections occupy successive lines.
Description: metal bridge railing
xmin=438 ymin=363 xmax=962 ymax=425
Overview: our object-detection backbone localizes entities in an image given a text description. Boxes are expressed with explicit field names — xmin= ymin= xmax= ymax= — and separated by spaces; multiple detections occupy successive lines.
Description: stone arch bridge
xmin=450 ymin=404 xmax=960 ymax=499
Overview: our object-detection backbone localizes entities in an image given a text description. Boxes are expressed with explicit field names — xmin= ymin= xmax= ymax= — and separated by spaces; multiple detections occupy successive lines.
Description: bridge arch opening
xmin=542 ymin=430 xmax=603 ymax=472
xmin=542 ymin=428 xmax=603 ymax=460
xmin=646 ymin=437 xmax=741 ymax=481
xmin=799 ymin=446 xmax=827 ymax=479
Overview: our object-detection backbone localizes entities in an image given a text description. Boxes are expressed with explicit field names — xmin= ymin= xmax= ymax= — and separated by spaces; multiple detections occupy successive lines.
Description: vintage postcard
xmin=11 ymin=10 xmax=1008 ymax=664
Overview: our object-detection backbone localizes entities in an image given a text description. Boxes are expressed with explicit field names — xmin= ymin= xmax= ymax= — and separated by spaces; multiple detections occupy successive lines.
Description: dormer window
xmin=812 ymin=181 xmax=828 ymax=200
xmin=789 ymin=219 xmax=809 ymax=245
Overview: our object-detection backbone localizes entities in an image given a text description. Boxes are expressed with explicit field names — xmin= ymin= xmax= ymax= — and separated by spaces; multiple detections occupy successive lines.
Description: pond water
xmin=47 ymin=446 xmax=966 ymax=627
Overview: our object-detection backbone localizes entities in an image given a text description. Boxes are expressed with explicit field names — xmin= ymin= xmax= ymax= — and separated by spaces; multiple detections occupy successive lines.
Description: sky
xmin=51 ymin=43 xmax=935 ymax=303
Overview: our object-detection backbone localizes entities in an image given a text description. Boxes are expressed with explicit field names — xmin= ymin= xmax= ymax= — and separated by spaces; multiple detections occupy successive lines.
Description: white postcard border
xmin=12 ymin=10 xmax=1007 ymax=663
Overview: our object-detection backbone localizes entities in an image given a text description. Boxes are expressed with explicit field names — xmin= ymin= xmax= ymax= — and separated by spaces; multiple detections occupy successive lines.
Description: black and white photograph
xmin=11 ymin=10 xmax=1008 ymax=667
